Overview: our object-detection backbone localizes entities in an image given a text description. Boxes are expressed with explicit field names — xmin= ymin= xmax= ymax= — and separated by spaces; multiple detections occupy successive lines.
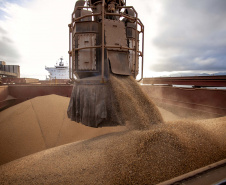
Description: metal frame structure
xmin=68 ymin=0 xmax=144 ymax=82
xmin=143 ymin=75 xmax=226 ymax=87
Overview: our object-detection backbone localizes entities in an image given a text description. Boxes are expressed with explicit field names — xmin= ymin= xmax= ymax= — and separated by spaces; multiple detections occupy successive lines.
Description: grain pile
xmin=0 ymin=92 xmax=175 ymax=166
xmin=0 ymin=95 xmax=126 ymax=165
xmin=0 ymin=119 xmax=225 ymax=185
xmin=0 ymin=75 xmax=225 ymax=184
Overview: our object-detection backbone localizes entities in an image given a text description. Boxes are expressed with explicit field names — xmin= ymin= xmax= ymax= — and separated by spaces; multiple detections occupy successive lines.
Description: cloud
xmin=1 ymin=0 xmax=226 ymax=79
xmin=0 ymin=0 xmax=25 ymax=19
xmin=0 ymin=36 xmax=20 ymax=56
xmin=0 ymin=27 xmax=7 ymax=34
xmin=0 ymin=25 xmax=21 ymax=63
xmin=0 ymin=0 xmax=75 ymax=79
xmin=150 ymin=0 xmax=226 ymax=72
xmin=0 ymin=1 xmax=26 ymax=63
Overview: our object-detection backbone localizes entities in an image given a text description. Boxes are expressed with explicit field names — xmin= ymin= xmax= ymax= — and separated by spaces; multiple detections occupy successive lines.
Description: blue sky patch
xmin=0 ymin=0 xmax=26 ymax=19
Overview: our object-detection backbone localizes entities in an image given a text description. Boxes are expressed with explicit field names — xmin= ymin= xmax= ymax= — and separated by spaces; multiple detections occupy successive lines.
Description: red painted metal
xmin=141 ymin=85 xmax=226 ymax=116
xmin=0 ymin=86 xmax=14 ymax=110
xmin=0 ymin=85 xmax=73 ymax=111
xmin=1 ymin=83 xmax=226 ymax=118
xmin=0 ymin=86 xmax=8 ymax=101
xmin=0 ymin=97 xmax=15 ymax=111
xmin=2 ymin=78 xmax=39 ymax=84
xmin=143 ymin=76 xmax=226 ymax=87
xmin=2 ymin=78 xmax=70 ymax=85
xmin=8 ymin=85 xmax=73 ymax=99
xmin=39 ymin=79 xmax=70 ymax=85
xmin=0 ymin=85 xmax=73 ymax=110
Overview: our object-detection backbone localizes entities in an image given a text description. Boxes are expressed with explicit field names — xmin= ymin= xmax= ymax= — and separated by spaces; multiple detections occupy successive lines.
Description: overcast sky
xmin=0 ymin=0 xmax=226 ymax=79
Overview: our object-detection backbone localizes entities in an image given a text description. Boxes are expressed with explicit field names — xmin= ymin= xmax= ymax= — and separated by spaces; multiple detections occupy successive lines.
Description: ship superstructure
xmin=45 ymin=58 xmax=69 ymax=80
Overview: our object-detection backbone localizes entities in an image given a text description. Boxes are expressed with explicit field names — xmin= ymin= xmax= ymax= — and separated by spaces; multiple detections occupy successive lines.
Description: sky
xmin=0 ymin=0 xmax=226 ymax=79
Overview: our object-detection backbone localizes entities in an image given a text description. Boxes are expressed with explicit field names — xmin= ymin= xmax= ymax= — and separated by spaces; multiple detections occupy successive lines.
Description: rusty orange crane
xmin=67 ymin=0 xmax=144 ymax=127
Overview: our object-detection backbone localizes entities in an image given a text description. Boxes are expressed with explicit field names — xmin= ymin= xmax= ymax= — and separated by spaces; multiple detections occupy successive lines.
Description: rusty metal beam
xmin=73 ymin=13 xmax=100 ymax=22
xmin=101 ymin=0 xmax=105 ymax=83
xmin=74 ymin=45 xmax=101 ymax=51
xmin=157 ymin=159 xmax=226 ymax=185
xmin=137 ymin=25 xmax=144 ymax=82
xmin=68 ymin=24 xmax=72 ymax=80
xmin=143 ymin=76 xmax=226 ymax=87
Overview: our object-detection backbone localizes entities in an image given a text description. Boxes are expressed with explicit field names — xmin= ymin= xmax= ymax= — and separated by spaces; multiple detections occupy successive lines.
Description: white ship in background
xmin=45 ymin=57 xmax=69 ymax=80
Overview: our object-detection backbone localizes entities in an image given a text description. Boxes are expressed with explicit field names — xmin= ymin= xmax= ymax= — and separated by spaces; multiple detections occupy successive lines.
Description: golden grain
xmin=0 ymin=76 xmax=225 ymax=184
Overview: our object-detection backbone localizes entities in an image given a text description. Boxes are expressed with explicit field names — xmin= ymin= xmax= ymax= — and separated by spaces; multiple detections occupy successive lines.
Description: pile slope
xmin=1 ymin=75 xmax=225 ymax=184
xmin=0 ymin=119 xmax=225 ymax=184
xmin=0 ymin=75 xmax=171 ymax=166
xmin=0 ymin=95 xmax=125 ymax=165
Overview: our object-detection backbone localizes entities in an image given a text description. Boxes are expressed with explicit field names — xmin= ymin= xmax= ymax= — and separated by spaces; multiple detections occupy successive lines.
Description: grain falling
xmin=107 ymin=74 xmax=163 ymax=129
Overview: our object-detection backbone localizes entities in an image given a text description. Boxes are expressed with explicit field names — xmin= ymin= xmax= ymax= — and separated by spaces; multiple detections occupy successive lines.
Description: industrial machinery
xmin=67 ymin=0 xmax=144 ymax=127
xmin=0 ymin=61 xmax=20 ymax=78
